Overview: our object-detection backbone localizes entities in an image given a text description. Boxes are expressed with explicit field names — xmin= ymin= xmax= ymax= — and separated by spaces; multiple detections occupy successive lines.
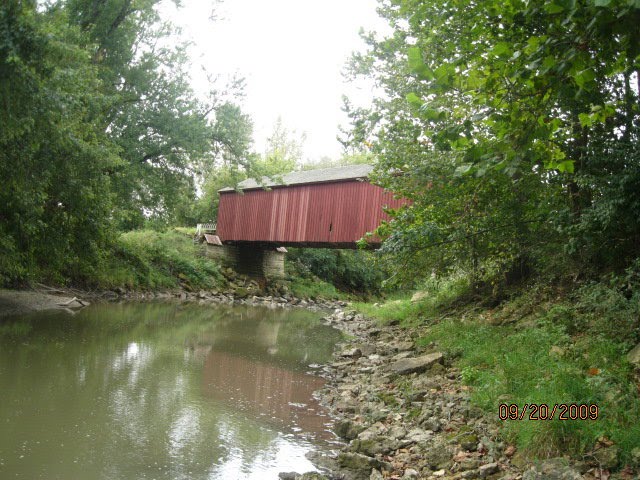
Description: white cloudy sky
xmin=162 ymin=0 xmax=386 ymax=162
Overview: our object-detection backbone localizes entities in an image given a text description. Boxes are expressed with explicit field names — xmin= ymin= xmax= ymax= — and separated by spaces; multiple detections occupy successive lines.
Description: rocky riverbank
xmin=285 ymin=308 xmax=601 ymax=480
xmin=0 ymin=268 xmax=344 ymax=318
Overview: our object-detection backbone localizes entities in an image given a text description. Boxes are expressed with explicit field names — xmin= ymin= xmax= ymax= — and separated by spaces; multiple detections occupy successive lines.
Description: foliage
xmin=285 ymin=275 xmax=341 ymax=301
xmin=96 ymin=229 xmax=224 ymax=290
xmin=345 ymin=0 xmax=640 ymax=287
xmin=0 ymin=0 xmax=255 ymax=285
xmin=361 ymin=263 xmax=640 ymax=460
xmin=421 ymin=308 xmax=640 ymax=460
xmin=288 ymin=248 xmax=387 ymax=295
xmin=353 ymin=274 xmax=470 ymax=324
xmin=0 ymin=1 xmax=119 ymax=286
xmin=252 ymin=116 xmax=306 ymax=178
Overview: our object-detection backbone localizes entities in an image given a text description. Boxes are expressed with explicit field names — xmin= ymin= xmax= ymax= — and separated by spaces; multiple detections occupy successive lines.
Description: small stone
xmin=504 ymin=445 xmax=516 ymax=457
xmin=394 ymin=340 xmax=415 ymax=352
xmin=389 ymin=352 xmax=443 ymax=375
xmin=626 ymin=343 xmax=640 ymax=366
xmin=404 ymin=428 xmax=433 ymax=445
xmin=403 ymin=468 xmax=419 ymax=479
xmin=350 ymin=439 xmax=385 ymax=456
xmin=370 ymin=469 xmax=384 ymax=480
xmin=424 ymin=444 xmax=454 ymax=470
xmin=335 ymin=420 xmax=364 ymax=441
xmin=460 ymin=434 xmax=479 ymax=452
xmin=337 ymin=452 xmax=385 ymax=476
xmin=420 ymin=417 xmax=441 ymax=432
xmin=299 ymin=473 xmax=328 ymax=480
xmin=459 ymin=458 xmax=482 ymax=471
xmin=433 ymin=469 xmax=446 ymax=477
xmin=341 ymin=348 xmax=363 ymax=358
xmin=478 ymin=462 xmax=499 ymax=478
xmin=594 ymin=445 xmax=619 ymax=470
xmin=278 ymin=473 xmax=297 ymax=480
xmin=522 ymin=458 xmax=582 ymax=480
xmin=459 ymin=470 xmax=480 ymax=479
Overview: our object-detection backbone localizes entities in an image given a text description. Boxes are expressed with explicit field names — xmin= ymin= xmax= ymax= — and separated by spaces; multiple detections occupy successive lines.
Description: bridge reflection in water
xmin=202 ymin=350 xmax=331 ymax=441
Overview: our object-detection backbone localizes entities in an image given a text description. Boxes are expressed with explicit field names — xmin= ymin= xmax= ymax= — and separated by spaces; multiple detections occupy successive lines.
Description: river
xmin=0 ymin=302 xmax=343 ymax=479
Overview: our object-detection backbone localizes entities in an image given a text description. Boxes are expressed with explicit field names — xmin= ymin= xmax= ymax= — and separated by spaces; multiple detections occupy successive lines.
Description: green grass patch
xmin=353 ymin=274 xmax=470 ymax=325
xmin=354 ymin=266 xmax=640 ymax=465
xmin=286 ymin=275 xmax=342 ymax=300
xmin=95 ymin=229 xmax=224 ymax=290
xmin=418 ymin=290 xmax=640 ymax=462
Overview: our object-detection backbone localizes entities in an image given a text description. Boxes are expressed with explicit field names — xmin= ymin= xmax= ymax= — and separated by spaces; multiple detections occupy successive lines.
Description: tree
xmin=0 ymin=1 xmax=119 ymax=284
xmin=0 ymin=0 xmax=259 ymax=284
xmin=253 ymin=116 xmax=306 ymax=176
xmin=345 ymin=0 xmax=640 ymax=287
xmin=63 ymin=0 xmax=222 ymax=228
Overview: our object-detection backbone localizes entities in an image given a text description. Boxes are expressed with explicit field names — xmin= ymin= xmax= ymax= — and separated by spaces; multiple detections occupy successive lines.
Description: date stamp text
xmin=498 ymin=403 xmax=599 ymax=420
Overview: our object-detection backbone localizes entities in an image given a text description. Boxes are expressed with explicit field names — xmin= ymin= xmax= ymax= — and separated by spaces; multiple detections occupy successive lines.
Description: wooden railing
xmin=195 ymin=223 xmax=217 ymax=236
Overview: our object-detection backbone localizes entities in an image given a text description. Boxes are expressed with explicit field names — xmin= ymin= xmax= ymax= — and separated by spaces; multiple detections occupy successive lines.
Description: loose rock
xmin=389 ymin=352 xmax=444 ymax=375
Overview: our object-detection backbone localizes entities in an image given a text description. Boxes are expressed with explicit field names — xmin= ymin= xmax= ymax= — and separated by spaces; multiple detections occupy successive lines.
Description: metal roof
xmin=218 ymin=164 xmax=373 ymax=192
xmin=204 ymin=234 xmax=222 ymax=246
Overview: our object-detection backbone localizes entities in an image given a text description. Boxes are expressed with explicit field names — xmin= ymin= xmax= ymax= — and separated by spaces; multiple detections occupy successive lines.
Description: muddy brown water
xmin=0 ymin=302 xmax=343 ymax=479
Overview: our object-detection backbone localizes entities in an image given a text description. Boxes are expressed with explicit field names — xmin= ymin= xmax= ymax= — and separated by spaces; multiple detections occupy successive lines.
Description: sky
xmin=162 ymin=0 xmax=386 ymax=162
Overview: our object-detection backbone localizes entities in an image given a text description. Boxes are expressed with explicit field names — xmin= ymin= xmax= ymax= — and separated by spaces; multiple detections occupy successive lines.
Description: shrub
xmin=96 ymin=229 xmax=224 ymax=290
xmin=287 ymin=248 xmax=388 ymax=294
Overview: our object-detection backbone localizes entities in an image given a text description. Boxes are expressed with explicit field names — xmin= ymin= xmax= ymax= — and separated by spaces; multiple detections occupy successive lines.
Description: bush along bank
xmin=294 ymin=275 xmax=640 ymax=480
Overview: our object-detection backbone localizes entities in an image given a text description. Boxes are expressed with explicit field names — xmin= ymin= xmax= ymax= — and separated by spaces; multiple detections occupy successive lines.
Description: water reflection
xmin=203 ymin=351 xmax=329 ymax=439
xmin=0 ymin=302 xmax=342 ymax=479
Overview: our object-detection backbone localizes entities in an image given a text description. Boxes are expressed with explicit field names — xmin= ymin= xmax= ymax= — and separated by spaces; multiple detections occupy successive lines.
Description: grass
xmin=94 ymin=229 xmax=225 ymax=291
xmin=355 ymin=272 xmax=640 ymax=467
xmin=353 ymin=274 xmax=470 ymax=325
xmin=286 ymin=275 xmax=342 ymax=300
xmin=421 ymin=315 xmax=640 ymax=461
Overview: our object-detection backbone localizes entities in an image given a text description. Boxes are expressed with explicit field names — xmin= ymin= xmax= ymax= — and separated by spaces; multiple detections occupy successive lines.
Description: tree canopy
xmin=0 ymin=0 xmax=254 ymax=285
xmin=345 ymin=0 xmax=640 ymax=288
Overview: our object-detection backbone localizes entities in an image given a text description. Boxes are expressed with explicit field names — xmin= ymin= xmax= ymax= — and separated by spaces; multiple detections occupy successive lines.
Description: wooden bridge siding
xmin=217 ymin=180 xmax=406 ymax=244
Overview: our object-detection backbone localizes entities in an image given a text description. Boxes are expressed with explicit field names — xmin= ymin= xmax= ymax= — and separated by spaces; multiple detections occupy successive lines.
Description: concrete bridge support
xmin=205 ymin=243 xmax=286 ymax=279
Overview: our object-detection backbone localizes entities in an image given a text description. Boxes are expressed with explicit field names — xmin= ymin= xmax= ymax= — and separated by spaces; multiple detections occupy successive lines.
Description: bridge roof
xmin=218 ymin=164 xmax=373 ymax=192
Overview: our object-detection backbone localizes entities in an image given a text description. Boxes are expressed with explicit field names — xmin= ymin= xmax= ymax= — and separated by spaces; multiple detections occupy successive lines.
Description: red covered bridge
xmin=216 ymin=164 xmax=406 ymax=249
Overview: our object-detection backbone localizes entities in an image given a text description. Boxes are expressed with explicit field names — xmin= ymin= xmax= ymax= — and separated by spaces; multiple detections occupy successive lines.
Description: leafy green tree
xmin=253 ymin=116 xmax=306 ymax=176
xmin=0 ymin=0 xmax=260 ymax=284
xmin=346 ymin=0 xmax=640 ymax=287
xmin=0 ymin=1 xmax=119 ymax=284
xmin=64 ymin=0 xmax=219 ymax=229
